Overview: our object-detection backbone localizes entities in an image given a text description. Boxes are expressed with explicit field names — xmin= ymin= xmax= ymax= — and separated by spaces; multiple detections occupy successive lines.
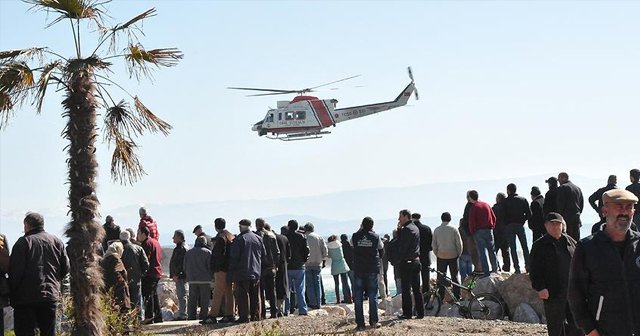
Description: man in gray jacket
xmin=303 ymin=222 xmax=327 ymax=309
xmin=431 ymin=212 xmax=463 ymax=299
xmin=120 ymin=230 xmax=149 ymax=320
xmin=184 ymin=236 xmax=213 ymax=320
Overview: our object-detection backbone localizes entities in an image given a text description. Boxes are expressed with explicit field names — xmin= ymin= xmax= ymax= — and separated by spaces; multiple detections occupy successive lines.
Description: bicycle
xmin=423 ymin=268 xmax=505 ymax=320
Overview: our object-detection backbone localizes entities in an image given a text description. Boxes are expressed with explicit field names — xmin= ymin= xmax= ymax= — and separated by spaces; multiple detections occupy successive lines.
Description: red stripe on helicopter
xmin=309 ymin=100 xmax=334 ymax=127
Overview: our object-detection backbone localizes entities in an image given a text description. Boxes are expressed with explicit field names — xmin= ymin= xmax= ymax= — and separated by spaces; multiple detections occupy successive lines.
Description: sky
xmin=1 ymin=1 xmax=639 ymax=243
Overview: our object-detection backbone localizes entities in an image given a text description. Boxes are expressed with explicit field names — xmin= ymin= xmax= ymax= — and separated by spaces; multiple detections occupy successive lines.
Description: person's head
xmin=126 ymin=228 xmax=136 ymax=242
xmin=601 ymin=189 xmax=638 ymax=238
xmin=239 ymin=219 xmax=251 ymax=232
xmin=214 ymin=217 xmax=226 ymax=232
xmin=506 ymin=183 xmax=517 ymax=195
xmin=138 ymin=207 xmax=147 ymax=218
xmin=545 ymin=176 xmax=558 ymax=189
xmin=193 ymin=225 xmax=203 ymax=236
xmin=264 ymin=223 xmax=272 ymax=232
xmin=340 ymin=233 xmax=348 ymax=242
xmin=467 ymin=190 xmax=479 ymax=203
xmin=287 ymin=219 xmax=299 ymax=231
xmin=119 ymin=230 xmax=131 ymax=243
xmin=398 ymin=209 xmax=411 ymax=224
xmin=558 ymin=172 xmax=569 ymax=184
xmin=441 ymin=212 xmax=451 ymax=223
xmin=607 ymin=175 xmax=617 ymax=185
xmin=255 ymin=218 xmax=266 ymax=230
xmin=544 ymin=213 xmax=565 ymax=239
xmin=105 ymin=241 xmax=124 ymax=258
xmin=411 ymin=213 xmax=421 ymax=221
xmin=530 ymin=186 xmax=541 ymax=199
xmin=173 ymin=230 xmax=185 ymax=244
xmin=384 ymin=233 xmax=390 ymax=240
xmin=495 ymin=192 xmax=506 ymax=204
xmin=195 ymin=235 xmax=207 ymax=248
xmin=303 ymin=222 xmax=314 ymax=233
xmin=105 ymin=215 xmax=114 ymax=224
xmin=362 ymin=216 xmax=374 ymax=231
xmin=328 ymin=235 xmax=337 ymax=242
xmin=137 ymin=226 xmax=150 ymax=242
xmin=24 ymin=212 xmax=44 ymax=232
xmin=281 ymin=226 xmax=289 ymax=235
xmin=630 ymin=169 xmax=640 ymax=183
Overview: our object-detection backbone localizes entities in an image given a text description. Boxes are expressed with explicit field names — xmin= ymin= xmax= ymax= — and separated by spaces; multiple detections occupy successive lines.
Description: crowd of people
xmin=0 ymin=169 xmax=639 ymax=336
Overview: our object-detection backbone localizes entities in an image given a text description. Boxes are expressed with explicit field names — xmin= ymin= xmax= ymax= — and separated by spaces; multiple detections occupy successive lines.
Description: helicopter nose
xmin=252 ymin=121 xmax=263 ymax=132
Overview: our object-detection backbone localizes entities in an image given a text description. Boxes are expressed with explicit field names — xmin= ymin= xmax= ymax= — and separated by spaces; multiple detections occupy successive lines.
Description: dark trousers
xmin=494 ymin=236 xmax=511 ymax=272
xmin=13 ymin=301 xmax=57 ymax=336
xmin=543 ymin=297 xmax=580 ymax=336
xmin=142 ymin=277 xmax=162 ymax=322
xmin=382 ymin=262 xmax=389 ymax=295
xmin=420 ymin=258 xmax=431 ymax=294
xmin=565 ymin=218 xmax=581 ymax=242
xmin=399 ymin=261 xmax=424 ymax=318
xmin=436 ymin=257 xmax=460 ymax=299
xmin=235 ymin=279 xmax=261 ymax=322
xmin=260 ymin=268 xmax=278 ymax=318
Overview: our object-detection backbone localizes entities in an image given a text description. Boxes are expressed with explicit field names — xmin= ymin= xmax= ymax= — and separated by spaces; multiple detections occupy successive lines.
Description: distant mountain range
xmin=1 ymin=174 xmax=608 ymax=246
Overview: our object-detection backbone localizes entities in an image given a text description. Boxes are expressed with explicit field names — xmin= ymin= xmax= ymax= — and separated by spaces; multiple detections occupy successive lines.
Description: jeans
xmin=175 ymin=278 xmax=188 ymax=318
xmin=142 ymin=277 xmax=162 ymax=322
xmin=353 ymin=272 xmax=379 ymax=328
xmin=305 ymin=266 xmax=322 ymax=307
xmin=188 ymin=283 xmax=211 ymax=320
xmin=399 ymin=261 xmax=424 ymax=318
xmin=436 ymin=257 xmax=460 ymax=299
xmin=473 ymin=228 xmax=498 ymax=276
xmin=333 ymin=272 xmax=352 ymax=303
xmin=13 ymin=301 xmax=57 ymax=336
xmin=505 ymin=223 xmax=530 ymax=273
xmin=287 ymin=269 xmax=308 ymax=315
xmin=129 ymin=280 xmax=143 ymax=320
xmin=458 ymin=254 xmax=473 ymax=282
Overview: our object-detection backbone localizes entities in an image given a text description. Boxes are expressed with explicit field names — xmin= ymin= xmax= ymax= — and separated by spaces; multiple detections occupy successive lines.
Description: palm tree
xmin=0 ymin=1 xmax=182 ymax=334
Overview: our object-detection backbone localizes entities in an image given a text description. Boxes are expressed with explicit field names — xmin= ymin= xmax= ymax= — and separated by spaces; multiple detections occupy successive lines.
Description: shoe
xmin=514 ymin=270 xmax=522 ymax=274
xmin=298 ymin=312 xmax=308 ymax=316
xmin=415 ymin=315 xmax=424 ymax=319
xmin=220 ymin=316 xmax=236 ymax=323
xmin=153 ymin=318 xmax=163 ymax=324
xmin=397 ymin=315 xmax=412 ymax=320
xmin=235 ymin=318 xmax=249 ymax=323
xmin=356 ymin=325 xmax=366 ymax=331
xmin=372 ymin=322 xmax=382 ymax=328
xmin=142 ymin=318 xmax=154 ymax=325
xmin=200 ymin=316 xmax=218 ymax=325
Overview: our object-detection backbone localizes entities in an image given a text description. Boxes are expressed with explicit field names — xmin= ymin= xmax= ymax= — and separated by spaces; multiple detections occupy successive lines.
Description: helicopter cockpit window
xmin=295 ymin=111 xmax=306 ymax=120
xmin=285 ymin=112 xmax=295 ymax=120
xmin=266 ymin=113 xmax=274 ymax=122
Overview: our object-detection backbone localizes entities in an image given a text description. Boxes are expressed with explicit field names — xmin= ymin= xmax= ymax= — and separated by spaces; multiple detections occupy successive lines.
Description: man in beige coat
xmin=431 ymin=212 xmax=463 ymax=298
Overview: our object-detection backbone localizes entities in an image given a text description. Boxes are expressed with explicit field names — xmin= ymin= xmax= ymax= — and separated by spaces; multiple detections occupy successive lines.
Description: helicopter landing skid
xmin=268 ymin=131 xmax=332 ymax=141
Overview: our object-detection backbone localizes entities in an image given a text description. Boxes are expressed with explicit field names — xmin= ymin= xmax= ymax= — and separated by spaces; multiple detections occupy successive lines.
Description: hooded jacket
xmin=101 ymin=253 xmax=131 ymax=310
xmin=139 ymin=215 xmax=159 ymax=241
xmin=327 ymin=240 xmax=350 ymax=275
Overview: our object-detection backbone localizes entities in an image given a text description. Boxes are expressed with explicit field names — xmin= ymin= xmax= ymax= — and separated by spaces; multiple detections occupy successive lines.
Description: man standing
xmin=530 ymin=213 xmax=579 ymax=336
xmin=530 ymin=186 xmax=546 ymax=242
xmin=625 ymin=168 xmax=640 ymax=225
xmin=170 ymin=230 xmax=188 ymax=320
xmin=556 ymin=172 xmax=584 ymax=241
xmin=431 ymin=212 xmax=463 ymax=299
xmin=230 ymin=219 xmax=264 ymax=322
xmin=468 ymin=190 xmax=498 ymax=277
xmin=192 ymin=224 xmax=213 ymax=250
xmin=303 ymin=222 xmax=327 ymax=309
xmin=492 ymin=193 xmax=511 ymax=272
xmin=461 ymin=200 xmax=483 ymax=274
xmin=9 ymin=212 xmax=69 ymax=336
xmin=120 ymin=230 xmax=149 ymax=321
xmin=588 ymin=175 xmax=618 ymax=233
xmin=340 ymin=233 xmax=355 ymax=301
xmin=544 ymin=177 xmax=560 ymax=216
xmin=396 ymin=209 xmax=424 ymax=319
xmin=184 ymin=236 xmax=213 ymax=320
xmin=568 ymin=189 xmax=640 ymax=336
xmin=351 ymin=216 xmax=383 ymax=330
xmin=202 ymin=218 xmax=235 ymax=325
xmin=138 ymin=226 xmax=163 ymax=324
xmin=412 ymin=213 xmax=433 ymax=294
xmin=274 ymin=225 xmax=290 ymax=316
xmin=255 ymin=218 xmax=280 ymax=318
xmin=285 ymin=220 xmax=310 ymax=316
xmin=102 ymin=215 xmax=121 ymax=252
xmin=138 ymin=207 xmax=159 ymax=241
xmin=503 ymin=184 xmax=532 ymax=274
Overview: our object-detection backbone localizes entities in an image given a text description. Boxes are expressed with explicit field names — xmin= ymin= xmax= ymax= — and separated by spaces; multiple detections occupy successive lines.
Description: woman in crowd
xmin=327 ymin=235 xmax=352 ymax=304
xmin=101 ymin=241 xmax=131 ymax=312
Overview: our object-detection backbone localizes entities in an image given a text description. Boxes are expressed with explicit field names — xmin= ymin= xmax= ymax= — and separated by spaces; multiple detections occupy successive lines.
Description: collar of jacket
xmin=25 ymin=227 xmax=45 ymax=236
xmin=594 ymin=229 xmax=639 ymax=243
xmin=402 ymin=220 xmax=413 ymax=227
xmin=440 ymin=221 xmax=450 ymax=226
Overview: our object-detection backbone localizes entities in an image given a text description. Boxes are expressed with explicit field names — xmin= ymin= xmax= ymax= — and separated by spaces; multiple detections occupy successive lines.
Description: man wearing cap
xmin=230 ymin=219 xmax=264 ymax=322
xmin=120 ymin=230 xmax=149 ymax=321
xmin=626 ymin=168 xmax=640 ymax=225
xmin=530 ymin=186 xmax=546 ymax=243
xmin=102 ymin=215 xmax=121 ymax=252
xmin=556 ymin=172 xmax=584 ymax=241
xmin=568 ymin=189 xmax=640 ymax=336
xmin=170 ymin=230 xmax=188 ymax=320
xmin=530 ymin=213 xmax=579 ymax=336
xmin=193 ymin=225 xmax=213 ymax=250
xmin=544 ymin=177 xmax=560 ymax=216
xmin=588 ymin=175 xmax=618 ymax=234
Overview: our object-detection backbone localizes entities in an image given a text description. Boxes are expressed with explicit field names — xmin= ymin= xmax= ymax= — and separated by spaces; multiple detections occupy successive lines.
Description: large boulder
xmin=378 ymin=297 xmax=398 ymax=316
xmin=321 ymin=305 xmax=346 ymax=316
xmin=157 ymin=278 xmax=179 ymax=311
xmin=471 ymin=273 xmax=506 ymax=296
xmin=338 ymin=303 xmax=354 ymax=315
xmin=440 ymin=302 xmax=465 ymax=318
xmin=497 ymin=273 xmax=543 ymax=320
xmin=512 ymin=302 xmax=541 ymax=324
xmin=308 ymin=309 xmax=329 ymax=317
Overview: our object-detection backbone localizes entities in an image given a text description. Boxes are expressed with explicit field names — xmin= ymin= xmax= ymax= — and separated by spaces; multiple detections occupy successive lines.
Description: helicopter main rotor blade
xmin=228 ymin=87 xmax=297 ymax=93
xmin=247 ymin=92 xmax=298 ymax=97
xmin=309 ymin=75 xmax=361 ymax=90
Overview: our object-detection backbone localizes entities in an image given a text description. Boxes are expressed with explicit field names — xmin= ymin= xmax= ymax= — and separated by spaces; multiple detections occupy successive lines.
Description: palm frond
xmin=115 ymin=8 xmax=156 ymax=31
xmin=110 ymin=134 xmax=146 ymax=185
xmin=25 ymin=0 xmax=106 ymax=27
xmin=0 ymin=91 xmax=15 ymax=129
xmin=133 ymin=97 xmax=171 ymax=136
xmin=125 ymin=44 xmax=183 ymax=81
xmin=104 ymin=99 xmax=144 ymax=142
xmin=62 ymin=56 xmax=111 ymax=81
xmin=0 ymin=61 xmax=36 ymax=108
xmin=102 ymin=8 xmax=155 ymax=54
xmin=0 ymin=48 xmax=46 ymax=61
xmin=35 ymin=60 xmax=62 ymax=113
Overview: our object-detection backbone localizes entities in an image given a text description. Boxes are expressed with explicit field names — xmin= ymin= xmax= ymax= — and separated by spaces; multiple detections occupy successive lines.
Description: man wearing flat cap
xmin=530 ymin=213 xmax=579 ymax=336
xmin=568 ymin=189 xmax=640 ymax=336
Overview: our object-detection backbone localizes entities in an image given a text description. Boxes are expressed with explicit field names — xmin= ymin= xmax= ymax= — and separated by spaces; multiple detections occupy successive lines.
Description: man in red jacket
xmin=138 ymin=207 xmax=159 ymax=241
xmin=137 ymin=226 xmax=163 ymax=324
xmin=467 ymin=190 xmax=498 ymax=277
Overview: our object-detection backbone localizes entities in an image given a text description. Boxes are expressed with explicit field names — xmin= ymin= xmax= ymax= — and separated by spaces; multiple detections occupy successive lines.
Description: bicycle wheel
xmin=467 ymin=293 xmax=505 ymax=320
xmin=423 ymin=291 xmax=442 ymax=317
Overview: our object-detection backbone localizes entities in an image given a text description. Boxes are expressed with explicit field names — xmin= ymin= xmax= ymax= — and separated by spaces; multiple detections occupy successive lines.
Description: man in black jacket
xmin=340 ymin=233 xmax=355 ymax=298
xmin=351 ymin=217 xmax=383 ymax=330
xmin=202 ymin=218 xmax=235 ymax=324
xmin=9 ymin=212 xmax=69 ymax=336
xmin=170 ymin=230 xmax=188 ymax=320
xmin=120 ymin=230 xmax=149 ymax=321
xmin=492 ymin=193 xmax=511 ymax=272
xmin=557 ymin=172 xmax=584 ymax=241
xmin=568 ymin=189 xmax=640 ymax=336
xmin=626 ymin=168 xmax=640 ymax=225
xmin=396 ymin=209 xmax=424 ymax=319
xmin=275 ymin=226 xmax=291 ymax=315
xmin=544 ymin=177 xmax=560 ymax=216
xmin=503 ymin=183 xmax=532 ymax=274
xmin=255 ymin=218 xmax=281 ymax=318
xmin=412 ymin=213 xmax=432 ymax=294
xmin=530 ymin=213 xmax=579 ymax=336
xmin=529 ymin=186 xmax=546 ymax=242
xmin=102 ymin=215 xmax=121 ymax=252
xmin=285 ymin=220 xmax=310 ymax=315
xmin=588 ymin=175 xmax=618 ymax=233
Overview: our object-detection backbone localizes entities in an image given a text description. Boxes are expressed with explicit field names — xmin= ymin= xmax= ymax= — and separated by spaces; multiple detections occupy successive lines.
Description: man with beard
xmin=568 ymin=189 xmax=640 ymax=336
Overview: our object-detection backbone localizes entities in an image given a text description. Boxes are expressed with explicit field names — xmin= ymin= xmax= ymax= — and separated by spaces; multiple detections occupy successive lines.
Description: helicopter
xmin=229 ymin=67 xmax=418 ymax=141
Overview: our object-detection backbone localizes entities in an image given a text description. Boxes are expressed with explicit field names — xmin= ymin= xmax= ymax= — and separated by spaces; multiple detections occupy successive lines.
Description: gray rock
xmin=497 ymin=273 xmax=544 ymax=320
xmin=512 ymin=302 xmax=541 ymax=324
xmin=161 ymin=307 xmax=175 ymax=322
xmin=472 ymin=273 xmax=506 ymax=296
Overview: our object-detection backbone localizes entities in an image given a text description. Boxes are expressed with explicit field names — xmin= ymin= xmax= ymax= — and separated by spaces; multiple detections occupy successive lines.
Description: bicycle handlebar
xmin=428 ymin=267 xmax=469 ymax=290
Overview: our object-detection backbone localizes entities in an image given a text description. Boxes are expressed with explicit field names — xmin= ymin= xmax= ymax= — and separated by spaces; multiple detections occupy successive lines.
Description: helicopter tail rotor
xmin=408 ymin=66 xmax=419 ymax=100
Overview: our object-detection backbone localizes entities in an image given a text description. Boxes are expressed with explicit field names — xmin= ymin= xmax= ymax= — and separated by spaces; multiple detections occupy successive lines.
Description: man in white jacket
xmin=303 ymin=223 xmax=328 ymax=309
xmin=431 ymin=212 xmax=463 ymax=299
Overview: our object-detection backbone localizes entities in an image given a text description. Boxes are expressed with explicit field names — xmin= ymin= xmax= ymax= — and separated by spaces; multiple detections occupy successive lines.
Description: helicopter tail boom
xmin=332 ymin=81 xmax=416 ymax=124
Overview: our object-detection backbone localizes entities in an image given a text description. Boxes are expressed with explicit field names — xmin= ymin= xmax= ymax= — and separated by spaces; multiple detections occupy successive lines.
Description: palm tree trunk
xmin=62 ymin=68 xmax=105 ymax=335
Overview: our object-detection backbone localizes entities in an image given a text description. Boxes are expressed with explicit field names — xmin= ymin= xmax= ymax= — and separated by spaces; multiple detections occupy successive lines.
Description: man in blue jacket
xmin=230 ymin=219 xmax=265 ymax=322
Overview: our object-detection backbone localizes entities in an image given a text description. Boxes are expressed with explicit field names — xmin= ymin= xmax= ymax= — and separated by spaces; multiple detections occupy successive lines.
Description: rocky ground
xmin=143 ymin=313 xmax=548 ymax=336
